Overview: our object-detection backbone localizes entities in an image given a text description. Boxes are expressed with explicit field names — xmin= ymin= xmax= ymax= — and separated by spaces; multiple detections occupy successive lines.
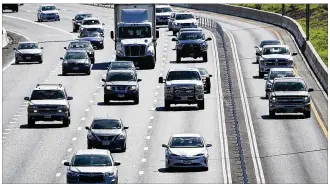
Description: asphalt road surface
xmin=2 ymin=4 xmax=328 ymax=184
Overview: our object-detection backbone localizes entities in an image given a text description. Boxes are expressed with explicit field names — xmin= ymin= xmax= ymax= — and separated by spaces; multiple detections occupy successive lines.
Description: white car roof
xmin=75 ymin=149 xmax=109 ymax=156
xmin=156 ymin=5 xmax=172 ymax=8
xmin=176 ymin=12 xmax=194 ymax=15
xmin=19 ymin=41 xmax=38 ymax=44
xmin=171 ymin=133 xmax=202 ymax=138
xmin=83 ymin=17 xmax=100 ymax=21
xmin=40 ymin=4 xmax=56 ymax=7
xmin=273 ymin=77 xmax=304 ymax=82
xmin=270 ymin=68 xmax=294 ymax=72
xmin=263 ymin=45 xmax=289 ymax=49
xmin=34 ymin=84 xmax=64 ymax=90
xmin=168 ymin=68 xmax=199 ymax=72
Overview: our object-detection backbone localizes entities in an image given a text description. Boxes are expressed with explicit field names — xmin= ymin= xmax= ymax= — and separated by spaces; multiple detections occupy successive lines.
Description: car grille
xmin=115 ymin=85 xmax=128 ymax=90
xmin=85 ymin=28 xmax=99 ymax=32
xmin=173 ymin=86 xmax=195 ymax=96
xmin=67 ymin=62 xmax=86 ymax=67
xmin=276 ymin=96 xmax=305 ymax=105
xmin=182 ymin=44 xmax=201 ymax=52
xmin=124 ymin=45 xmax=146 ymax=56
xmin=98 ymin=135 xmax=117 ymax=140
xmin=264 ymin=59 xmax=289 ymax=66
xmin=180 ymin=23 xmax=191 ymax=27
xmin=78 ymin=173 xmax=105 ymax=183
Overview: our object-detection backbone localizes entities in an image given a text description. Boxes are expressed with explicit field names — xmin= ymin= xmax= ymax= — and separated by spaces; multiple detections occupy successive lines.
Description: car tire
xmin=165 ymin=101 xmax=171 ymax=110
xmin=121 ymin=143 xmax=126 ymax=152
xmin=173 ymin=30 xmax=177 ymax=36
xmin=15 ymin=60 xmax=19 ymax=64
xmin=147 ymin=57 xmax=155 ymax=69
xmin=176 ymin=52 xmax=181 ymax=63
xmin=100 ymin=44 xmax=104 ymax=49
xmin=39 ymin=59 xmax=43 ymax=64
xmin=91 ymin=57 xmax=95 ymax=64
xmin=258 ymin=70 xmax=263 ymax=78
xmin=86 ymin=70 xmax=91 ymax=75
xmin=204 ymin=167 xmax=209 ymax=171
xmin=304 ymin=110 xmax=311 ymax=118
xmin=269 ymin=109 xmax=276 ymax=118
xmin=133 ymin=96 xmax=139 ymax=105
xmin=62 ymin=70 xmax=67 ymax=76
xmin=104 ymin=95 xmax=110 ymax=105
xmin=87 ymin=143 xmax=93 ymax=149
xmin=265 ymin=92 xmax=269 ymax=99
xmin=28 ymin=117 xmax=35 ymax=127
xmin=198 ymin=100 xmax=205 ymax=110
xmin=203 ymin=53 xmax=208 ymax=62
xmin=206 ymin=86 xmax=211 ymax=94
xmin=63 ymin=117 xmax=70 ymax=127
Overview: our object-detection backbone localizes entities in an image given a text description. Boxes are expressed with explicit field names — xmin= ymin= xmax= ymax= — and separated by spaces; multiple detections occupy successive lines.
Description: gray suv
xmin=24 ymin=84 xmax=73 ymax=127
xmin=266 ymin=77 xmax=314 ymax=118
xmin=172 ymin=31 xmax=211 ymax=62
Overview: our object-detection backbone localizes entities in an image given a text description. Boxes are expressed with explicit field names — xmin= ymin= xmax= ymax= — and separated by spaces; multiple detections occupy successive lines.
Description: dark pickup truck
xmin=3 ymin=4 xmax=19 ymax=12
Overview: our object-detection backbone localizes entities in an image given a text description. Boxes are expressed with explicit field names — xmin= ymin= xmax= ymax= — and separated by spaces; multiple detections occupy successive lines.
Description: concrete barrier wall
xmin=173 ymin=4 xmax=328 ymax=93
xmin=2 ymin=27 xmax=9 ymax=48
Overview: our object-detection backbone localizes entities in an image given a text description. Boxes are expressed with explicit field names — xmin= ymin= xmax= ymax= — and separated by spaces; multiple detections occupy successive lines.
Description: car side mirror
xmin=254 ymin=46 xmax=259 ymax=49
xmin=13 ymin=48 xmax=17 ymax=50
xmin=57 ymin=8 xmax=60 ymax=10
xmin=205 ymin=37 xmax=212 ymax=41
xmin=77 ymin=35 xmax=80 ymax=38
xmin=196 ymin=17 xmax=200 ymax=20
xmin=162 ymin=144 xmax=168 ymax=148
xmin=85 ymin=126 xmax=90 ymax=130
xmin=308 ymin=88 xmax=314 ymax=92
xmin=102 ymin=79 xmax=106 ymax=82
xmin=40 ymin=46 xmax=44 ymax=49
xmin=292 ymin=52 xmax=298 ymax=56
xmin=102 ymin=23 xmax=105 ymax=25
xmin=124 ymin=126 xmax=129 ymax=129
xmin=209 ymin=74 xmax=213 ymax=77
xmin=110 ymin=31 xmax=114 ymax=40
xmin=206 ymin=144 xmax=212 ymax=147
xmin=64 ymin=47 xmax=67 ymax=50
xmin=72 ymin=18 xmax=75 ymax=21
xmin=171 ymin=38 xmax=177 ymax=41
xmin=266 ymin=88 xmax=272 ymax=92
xmin=67 ymin=96 xmax=73 ymax=100
xmin=137 ymin=79 xmax=142 ymax=82
xmin=24 ymin=97 xmax=30 ymax=101
xmin=63 ymin=161 xmax=70 ymax=166
xmin=156 ymin=30 xmax=159 ymax=38
xmin=158 ymin=77 xmax=164 ymax=83
xmin=256 ymin=53 xmax=260 ymax=56
xmin=60 ymin=57 xmax=64 ymax=60
xmin=114 ymin=162 xmax=121 ymax=166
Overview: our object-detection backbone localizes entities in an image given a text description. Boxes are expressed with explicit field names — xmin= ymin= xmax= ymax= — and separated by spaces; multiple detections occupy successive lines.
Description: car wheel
xmin=15 ymin=60 xmax=19 ymax=64
xmin=198 ymin=100 xmax=205 ymax=109
xmin=62 ymin=70 xmax=67 ymax=76
xmin=165 ymin=101 xmax=171 ymax=110
xmin=86 ymin=70 xmax=91 ymax=75
xmin=258 ymin=70 xmax=263 ymax=78
xmin=265 ymin=92 xmax=269 ymax=99
xmin=63 ymin=118 xmax=70 ymax=127
xmin=121 ymin=143 xmax=127 ymax=152
xmin=133 ymin=96 xmax=139 ymax=105
xmin=203 ymin=53 xmax=208 ymax=62
xmin=269 ymin=109 xmax=276 ymax=118
xmin=206 ymin=86 xmax=211 ymax=94
xmin=176 ymin=52 xmax=181 ymax=63
xmin=304 ymin=110 xmax=311 ymax=118
xmin=28 ymin=117 xmax=35 ymax=127
xmin=104 ymin=95 xmax=110 ymax=105
xmin=39 ymin=59 xmax=43 ymax=64
xmin=100 ymin=44 xmax=104 ymax=49
xmin=173 ymin=31 xmax=177 ymax=36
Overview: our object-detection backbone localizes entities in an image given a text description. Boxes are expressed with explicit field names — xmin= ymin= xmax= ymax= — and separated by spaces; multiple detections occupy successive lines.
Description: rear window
xmin=260 ymin=41 xmax=281 ymax=47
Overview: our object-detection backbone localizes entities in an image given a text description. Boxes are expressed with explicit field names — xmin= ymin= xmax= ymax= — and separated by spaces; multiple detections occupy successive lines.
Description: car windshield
xmin=81 ymin=31 xmax=100 ymax=37
xmin=156 ymin=7 xmax=172 ymax=13
xmin=260 ymin=41 xmax=281 ymax=47
xmin=110 ymin=63 xmax=134 ymax=70
xmin=92 ymin=119 xmax=122 ymax=129
xmin=273 ymin=81 xmax=306 ymax=91
xmin=30 ymin=90 xmax=65 ymax=100
xmin=269 ymin=71 xmax=295 ymax=80
xmin=18 ymin=43 xmax=39 ymax=49
xmin=65 ymin=52 xmax=88 ymax=60
xmin=106 ymin=72 xmax=136 ymax=82
xmin=170 ymin=137 xmax=204 ymax=148
xmin=41 ymin=6 xmax=56 ymax=11
xmin=68 ymin=42 xmax=90 ymax=49
xmin=179 ymin=32 xmax=203 ymax=40
xmin=72 ymin=154 xmax=112 ymax=167
xmin=76 ymin=14 xmax=92 ymax=20
xmin=176 ymin=14 xmax=194 ymax=20
xmin=167 ymin=71 xmax=201 ymax=81
xmin=262 ymin=47 xmax=290 ymax=55
xmin=83 ymin=19 xmax=100 ymax=25
xmin=118 ymin=26 xmax=151 ymax=38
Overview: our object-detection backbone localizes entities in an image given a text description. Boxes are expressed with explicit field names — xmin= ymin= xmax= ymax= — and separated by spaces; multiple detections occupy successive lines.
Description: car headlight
xmin=68 ymin=171 xmax=79 ymax=177
xmin=271 ymin=97 xmax=277 ymax=102
xmin=146 ymin=49 xmax=153 ymax=56
xmin=84 ymin=62 xmax=89 ymax=66
xmin=266 ymin=81 xmax=273 ymax=88
xmin=106 ymin=86 xmax=112 ymax=90
xmin=129 ymin=86 xmax=137 ymax=90
xmin=260 ymin=60 xmax=266 ymax=65
xmin=116 ymin=133 xmax=126 ymax=140
xmin=196 ymin=85 xmax=203 ymax=90
xmin=165 ymin=86 xmax=173 ymax=93
xmin=174 ymin=22 xmax=178 ymax=26
xmin=194 ymin=22 xmax=198 ymax=25
xmin=87 ymin=133 xmax=96 ymax=140
xmin=202 ymin=79 xmax=206 ymax=83
xmin=117 ymin=50 xmax=124 ymax=56
xmin=304 ymin=97 xmax=310 ymax=103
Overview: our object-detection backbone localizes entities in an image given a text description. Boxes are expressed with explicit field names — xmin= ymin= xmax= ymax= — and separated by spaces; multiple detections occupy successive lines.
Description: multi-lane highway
xmin=2 ymin=3 xmax=328 ymax=184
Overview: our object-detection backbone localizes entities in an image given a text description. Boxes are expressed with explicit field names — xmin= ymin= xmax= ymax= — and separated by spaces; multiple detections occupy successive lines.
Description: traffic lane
xmin=55 ymin=28 xmax=169 ymax=183
xmin=141 ymin=30 xmax=224 ymax=184
xmin=2 ymin=16 xmax=75 ymax=127
xmin=218 ymin=20 xmax=328 ymax=183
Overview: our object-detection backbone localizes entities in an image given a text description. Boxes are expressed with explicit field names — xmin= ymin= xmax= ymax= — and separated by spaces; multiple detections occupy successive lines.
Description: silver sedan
xmin=162 ymin=133 xmax=212 ymax=171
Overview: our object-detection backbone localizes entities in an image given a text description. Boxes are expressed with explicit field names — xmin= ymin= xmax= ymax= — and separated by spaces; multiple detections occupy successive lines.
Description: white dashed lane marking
xmin=85 ymin=109 xmax=89 ymax=112
xmin=67 ymin=148 xmax=72 ymax=152
xmin=3 ymin=133 xmax=9 ymax=135
xmin=81 ymin=117 xmax=86 ymax=121
xmin=77 ymin=127 xmax=82 ymax=131
xmin=9 ymin=121 xmax=16 ymax=124
xmin=146 ymin=136 xmax=151 ymax=140
xmin=150 ymin=116 xmax=154 ymax=120
xmin=4 ymin=129 xmax=11 ymax=131
xmin=55 ymin=173 xmax=61 ymax=177
xmin=72 ymin=137 xmax=77 ymax=141
xmin=144 ymin=147 xmax=149 ymax=151
xmin=148 ymin=126 xmax=152 ymax=129
xmin=142 ymin=158 xmax=147 ymax=162
xmin=138 ymin=171 xmax=144 ymax=175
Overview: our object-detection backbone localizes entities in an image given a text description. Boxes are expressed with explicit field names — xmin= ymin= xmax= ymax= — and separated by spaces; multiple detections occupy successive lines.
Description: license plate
xmin=181 ymin=97 xmax=188 ymax=100
xmin=73 ymin=67 xmax=79 ymax=70
xmin=102 ymin=141 xmax=110 ymax=145
xmin=287 ymin=108 xmax=294 ymax=113
xmin=26 ymin=57 xmax=31 ymax=60
xmin=44 ymin=115 xmax=51 ymax=118
xmin=183 ymin=160 xmax=191 ymax=164
xmin=118 ymin=94 xmax=125 ymax=98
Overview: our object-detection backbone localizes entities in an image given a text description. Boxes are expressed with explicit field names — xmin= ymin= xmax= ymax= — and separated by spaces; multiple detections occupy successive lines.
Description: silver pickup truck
xmin=159 ymin=68 xmax=205 ymax=110
xmin=266 ymin=77 xmax=314 ymax=118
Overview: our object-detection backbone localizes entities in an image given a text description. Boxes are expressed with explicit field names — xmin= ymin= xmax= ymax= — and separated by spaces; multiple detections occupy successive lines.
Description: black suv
xmin=3 ymin=4 xmax=19 ymax=12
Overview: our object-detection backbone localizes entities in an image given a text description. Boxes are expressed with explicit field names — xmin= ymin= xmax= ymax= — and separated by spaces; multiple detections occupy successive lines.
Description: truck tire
xmin=104 ymin=95 xmax=110 ymax=105
xmin=269 ymin=109 xmax=276 ymax=118
xmin=203 ymin=53 xmax=208 ymax=62
xmin=28 ymin=117 xmax=35 ymax=127
xmin=304 ymin=110 xmax=311 ymax=118
xmin=198 ymin=100 xmax=205 ymax=109
xmin=176 ymin=52 xmax=181 ymax=63
xmin=165 ymin=101 xmax=171 ymax=110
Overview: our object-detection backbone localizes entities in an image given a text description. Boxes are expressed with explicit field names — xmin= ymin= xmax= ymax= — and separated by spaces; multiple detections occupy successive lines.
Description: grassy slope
xmin=233 ymin=4 xmax=328 ymax=66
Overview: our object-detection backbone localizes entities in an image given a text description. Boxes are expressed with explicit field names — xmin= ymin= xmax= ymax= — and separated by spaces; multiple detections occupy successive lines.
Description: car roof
xmin=19 ymin=41 xmax=38 ymax=44
xmin=273 ymin=77 xmax=304 ymax=82
xmin=66 ymin=49 xmax=87 ymax=53
xmin=111 ymin=60 xmax=134 ymax=64
xmin=34 ymin=84 xmax=64 ymax=90
xmin=263 ymin=45 xmax=289 ymax=48
xmin=176 ymin=12 xmax=194 ymax=15
xmin=156 ymin=5 xmax=171 ymax=8
xmin=168 ymin=68 xmax=199 ymax=72
xmin=180 ymin=31 xmax=202 ymax=34
xmin=83 ymin=17 xmax=100 ymax=21
xmin=76 ymin=12 xmax=92 ymax=15
xmin=171 ymin=133 xmax=202 ymax=138
xmin=270 ymin=68 xmax=294 ymax=72
xmin=93 ymin=117 xmax=121 ymax=121
xmin=75 ymin=149 xmax=109 ymax=156
xmin=69 ymin=40 xmax=91 ymax=44
xmin=108 ymin=70 xmax=134 ymax=73
xmin=40 ymin=4 xmax=56 ymax=7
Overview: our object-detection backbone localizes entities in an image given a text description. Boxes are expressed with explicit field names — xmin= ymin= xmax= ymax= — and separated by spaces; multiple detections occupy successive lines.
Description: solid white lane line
xmin=77 ymin=127 xmax=82 ymax=131
xmin=224 ymin=28 xmax=265 ymax=184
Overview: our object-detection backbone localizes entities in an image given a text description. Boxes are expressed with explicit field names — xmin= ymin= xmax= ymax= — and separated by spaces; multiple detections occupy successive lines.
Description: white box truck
xmin=111 ymin=4 xmax=159 ymax=69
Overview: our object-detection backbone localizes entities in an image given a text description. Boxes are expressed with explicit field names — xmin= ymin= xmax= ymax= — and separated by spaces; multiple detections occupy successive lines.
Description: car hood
xmin=273 ymin=91 xmax=309 ymax=97
xmin=261 ymin=54 xmax=292 ymax=60
xmin=91 ymin=129 xmax=122 ymax=136
xmin=79 ymin=37 xmax=103 ymax=41
xmin=65 ymin=59 xmax=89 ymax=63
xmin=174 ymin=19 xmax=197 ymax=24
xmin=18 ymin=49 xmax=42 ymax=54
xmin=41 ymin=10 xmax=59 ymax=14
xmin=178 ymin=39 xmax=205 ymax=44
xmin=81 ymin=25 xmax=103 ymax=29
xmin=156 ymin=12 xmax=172 ymax=16
xmin=29 ymin=100 xmax=67 ymax=106
xmin=120 ymin=38 xmax=152 ymax=46
xmin=169 ymin=147 xmax=206 ymax=156
xmin=105 ymin=81 xmax=137 ymax=86
xmin=69 ymin=166 xmax=114 ymax=173
xmin=166 ymin=80 xmax=203 ymax=86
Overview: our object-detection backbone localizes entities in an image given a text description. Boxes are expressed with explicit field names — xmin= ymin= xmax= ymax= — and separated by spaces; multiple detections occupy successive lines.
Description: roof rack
xmin=36 ymin=84 xmax=63 ymax=87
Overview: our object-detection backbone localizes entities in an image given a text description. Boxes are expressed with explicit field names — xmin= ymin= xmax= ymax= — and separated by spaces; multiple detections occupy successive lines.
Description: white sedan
xmin=162 ymin=133 xmax=212 ymax=171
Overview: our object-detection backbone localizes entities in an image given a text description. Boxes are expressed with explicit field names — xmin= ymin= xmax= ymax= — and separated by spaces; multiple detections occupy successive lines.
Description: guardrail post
xmin=282 ymin=4 xmax=285 ymax=16
xmin=306 ymin=4 xmax=310 ymax=41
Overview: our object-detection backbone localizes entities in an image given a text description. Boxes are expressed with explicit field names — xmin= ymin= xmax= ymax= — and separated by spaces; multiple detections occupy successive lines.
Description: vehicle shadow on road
xmin=57 ymin=73 xmax=89 ymax=76
xmin=261 ymin=114 xmax=306 ymax=120
xmin=92 ymin=62 xmax=109 ymax=70
xmin=97 ymin=102 xmax=135 ymax=106
xmin=156 ymin=106 xmax=200 ymax=112
xmin=169 ymin=60 xmax=206 ymax=64
xmin=11 ymin=62 xmax=40 ymax=65
xmin=20 ymin=123 xmax=66 ymax=129
xmin=158 ymin=167 xmax=207 ymax=173
xmin=252 ymin=75 xmax=263 ymax=79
